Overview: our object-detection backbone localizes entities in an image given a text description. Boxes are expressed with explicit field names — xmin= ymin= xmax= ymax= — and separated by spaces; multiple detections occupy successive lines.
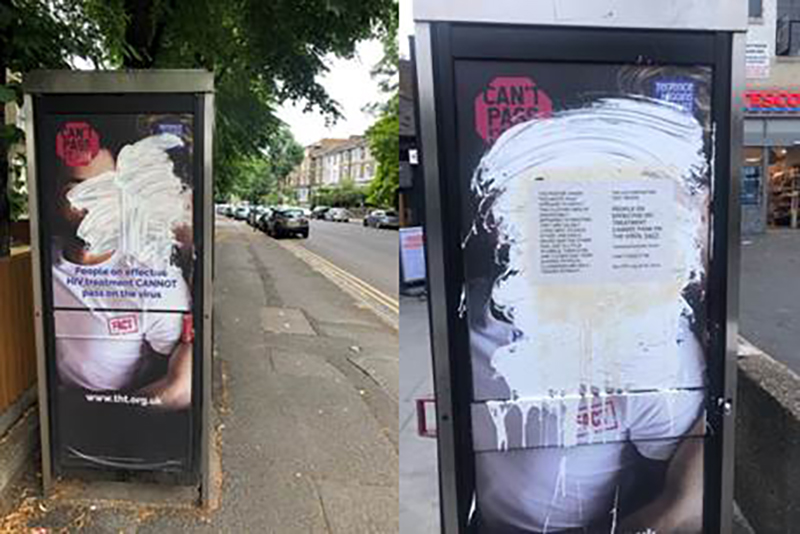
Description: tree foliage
xmin=366 ymin=94 xmax=398 ymax=208
xmin=370 ymin=3 xmax=399 ymax=100
xmin=0 ymin=0 xmax=109 ymax=254
xmin=223 ymin=128 xmax=303 ymax=204
xmin=87 ymin=0 xmax=396 ymax=198
xmin=364 ymin=5 xmax=399 ymax=208
xmin=311 ymin=180 xmax=367 ymax=209
xmin=0 ymin=0 xmax=397 ymax=254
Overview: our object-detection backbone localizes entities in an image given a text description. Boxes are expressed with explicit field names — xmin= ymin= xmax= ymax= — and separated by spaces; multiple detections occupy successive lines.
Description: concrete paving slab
xmin=248 ymin=236 xmax=391 ymax=335
xmin=399 ymin=296 xmax=440 ymax=534
xmin=348 ymin=354 xmax=400 ymax=401
xmin=280 ymin=376 xmax=398 ymax=486
xmin=261 ymin=307 xmax=317 ymax=336
xmin=317 ymin=479 xmax=398 ymax=534
xmin=314 ymin=321 xmax=396 ymax=347
xmin=399 ymin=427 xmax=439 ymax=534
xmin=271 ymin=349 xmax=347 ymax=381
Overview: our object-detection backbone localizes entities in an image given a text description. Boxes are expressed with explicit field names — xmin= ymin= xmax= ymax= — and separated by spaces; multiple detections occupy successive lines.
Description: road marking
xmin=276 ymin=239 xmax=399 ymax=329
xmin=283 ymin=241 xmax=398 ymax=311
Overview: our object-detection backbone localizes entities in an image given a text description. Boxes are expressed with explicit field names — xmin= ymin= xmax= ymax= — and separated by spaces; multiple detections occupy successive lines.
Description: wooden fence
xmin=0 ymin=248 xmax=37 ymax=414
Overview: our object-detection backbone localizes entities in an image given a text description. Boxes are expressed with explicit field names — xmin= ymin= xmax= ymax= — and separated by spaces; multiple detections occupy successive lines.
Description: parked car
xmin=325 ymin=207 xmax=351 ymax=223
xmin=234 ymin=205 xmax=250 ymax=220
xmin=311 ymin=206 xmax=330 ymax=220
xmin=266 ymin=207 xmax=309 ymax=238
xmin=363 ymin=209 xmax=399 ymax=229
xmin=248 ymin=206 xmax=268 ymax=227
xmin=256 ymin=208 xmax=273 ymax=232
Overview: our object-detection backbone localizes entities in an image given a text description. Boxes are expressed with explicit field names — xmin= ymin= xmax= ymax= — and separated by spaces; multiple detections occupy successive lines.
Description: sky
xmin=276 ymin=39 xmax=386 ymax=147
xmin=278 ymin=2 xmax=416 ymax=147
xmin=399 ymin=0 xmax=414 ymax=58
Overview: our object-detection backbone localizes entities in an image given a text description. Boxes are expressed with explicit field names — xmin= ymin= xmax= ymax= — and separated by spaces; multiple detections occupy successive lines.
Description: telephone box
xmin=23 ymin=71 xmax=214 ymax=504
xmin=415 ymin=2 xmax=745 ymax=532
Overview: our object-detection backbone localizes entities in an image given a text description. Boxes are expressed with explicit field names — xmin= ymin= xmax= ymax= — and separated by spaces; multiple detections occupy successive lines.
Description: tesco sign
xmin=744 ymin=90 xmax=800 ymax=113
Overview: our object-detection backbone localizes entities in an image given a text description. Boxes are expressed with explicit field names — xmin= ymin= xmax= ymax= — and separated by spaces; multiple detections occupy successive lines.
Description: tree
xmin=0 ymin=0 xmax=106 ymax=255
xmin=364 ymin=4 xmax=399 ymax=208
xmin=88 ymin=0 xmax=396 ymax=197
xmin=311 ymin=180 xmax=367 ymax=208
xmin=366 ymin=95 xmax=399 ymax=208
xmin=0 ymin=0 xmax=396 ymax=254
xmin=265 ymin=127 xmax=304 ymax=190
xmin=225 ymin=126 xmax=303 ymax=204
xmin=369 ymin=2 xmax=399 ymax=105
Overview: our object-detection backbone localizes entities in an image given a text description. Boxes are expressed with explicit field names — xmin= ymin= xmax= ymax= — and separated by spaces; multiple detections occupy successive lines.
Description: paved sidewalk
xmin=399 ymin=295 xmax=439 ymax=534
xmin=0 ymin=219 xmax=398 ymax=532
xmin=741 ymin=229 xmax=800 ymax=374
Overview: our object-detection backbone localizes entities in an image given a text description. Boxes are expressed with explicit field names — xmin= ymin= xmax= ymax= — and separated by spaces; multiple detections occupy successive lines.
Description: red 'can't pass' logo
xmin=475 ymin=77 xmax=553 ymax=144
xmin=56 ymin=122 xmax=100 ymax=167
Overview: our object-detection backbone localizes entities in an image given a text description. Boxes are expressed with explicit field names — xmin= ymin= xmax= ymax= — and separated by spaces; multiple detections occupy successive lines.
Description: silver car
xmin=325 ymin=208 xmax=351 ymax=222
xmin=364 ymin=209 xmax=399 ymax=229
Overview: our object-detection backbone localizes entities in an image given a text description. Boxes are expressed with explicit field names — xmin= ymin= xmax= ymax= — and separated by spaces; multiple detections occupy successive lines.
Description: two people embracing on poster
xmin=50 ymin=115 xmax=195 ymax=438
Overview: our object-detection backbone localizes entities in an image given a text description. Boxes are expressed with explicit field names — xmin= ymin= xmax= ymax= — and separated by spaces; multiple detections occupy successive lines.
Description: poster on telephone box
xmin=457 ymin=62 xmax=713 ymax=533
xmin=39 ymin=111 xmax=197 ymax=473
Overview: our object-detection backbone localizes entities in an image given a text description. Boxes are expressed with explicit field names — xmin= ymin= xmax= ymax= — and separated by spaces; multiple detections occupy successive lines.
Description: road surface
xmin=740 ymin=229 xmax=800 ymax=373
xmin=301 ymin=220 xmax=398 ymax=299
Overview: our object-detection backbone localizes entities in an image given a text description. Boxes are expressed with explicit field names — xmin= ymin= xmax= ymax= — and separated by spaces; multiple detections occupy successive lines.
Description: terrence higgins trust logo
xmin=475 ymin=76 xmax=552 ymax=144
xmin=56 ymin=121 xmax=100 ymax=167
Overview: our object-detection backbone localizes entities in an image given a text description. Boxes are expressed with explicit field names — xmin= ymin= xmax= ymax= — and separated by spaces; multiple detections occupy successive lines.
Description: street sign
xmin=744 ymin=89 xmax=800 ymax=114
xmin=23 ymin=71 xmax=214 ymax=502
xmin=415 ymin=7 xmax=744 ymax=533
xmin=400 ymin=226 xmax=426 ymax=284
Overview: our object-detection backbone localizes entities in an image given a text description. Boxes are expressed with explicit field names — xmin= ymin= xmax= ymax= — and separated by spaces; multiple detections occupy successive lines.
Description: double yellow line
xmin=278 ymin=240 xmax=399 ymax=325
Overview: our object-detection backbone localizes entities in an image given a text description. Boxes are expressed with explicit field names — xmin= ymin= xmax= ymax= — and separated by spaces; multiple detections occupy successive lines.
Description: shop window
xmin=766 ymin=146 xmax=800 ymax=227
xmin=742 ymin=147 xmax=763 ymax=207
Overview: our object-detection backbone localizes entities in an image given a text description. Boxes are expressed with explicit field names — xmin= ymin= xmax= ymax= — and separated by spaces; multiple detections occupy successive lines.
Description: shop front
xmin=743 ymin=89 xmax=800 ymax=233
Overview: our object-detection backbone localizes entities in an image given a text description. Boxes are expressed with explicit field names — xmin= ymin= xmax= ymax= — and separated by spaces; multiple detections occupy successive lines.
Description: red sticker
xmin=475 ymin=77 xmax=553 ymax=144
xmin=108 ymin=315 xmax=139 ymax=336
xmin=56 ymin=122 xmax=100 ymax=167
xmin=576 ymin=399 xmax=619 ymax=437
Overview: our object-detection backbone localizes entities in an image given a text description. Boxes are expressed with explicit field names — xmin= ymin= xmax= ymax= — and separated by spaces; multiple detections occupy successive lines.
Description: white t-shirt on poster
xmin=52 ymin=251 xmax=190 ymax=391
xmin=470 ymin=284 xmax=704 ymax=532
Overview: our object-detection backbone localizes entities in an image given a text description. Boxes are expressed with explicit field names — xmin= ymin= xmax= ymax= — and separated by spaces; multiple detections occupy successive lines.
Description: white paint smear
xmin=471 ymin=98 xmax=708 ymax=449
xmin=67 ymin=134 xmax=191 ymax=269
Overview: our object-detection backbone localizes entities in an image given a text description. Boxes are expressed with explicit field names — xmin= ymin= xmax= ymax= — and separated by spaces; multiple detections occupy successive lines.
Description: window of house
xmin=777 ymin=0 xmax=800 ymax=55
xmin=750 ymin=0 xmax=763 ymax=18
